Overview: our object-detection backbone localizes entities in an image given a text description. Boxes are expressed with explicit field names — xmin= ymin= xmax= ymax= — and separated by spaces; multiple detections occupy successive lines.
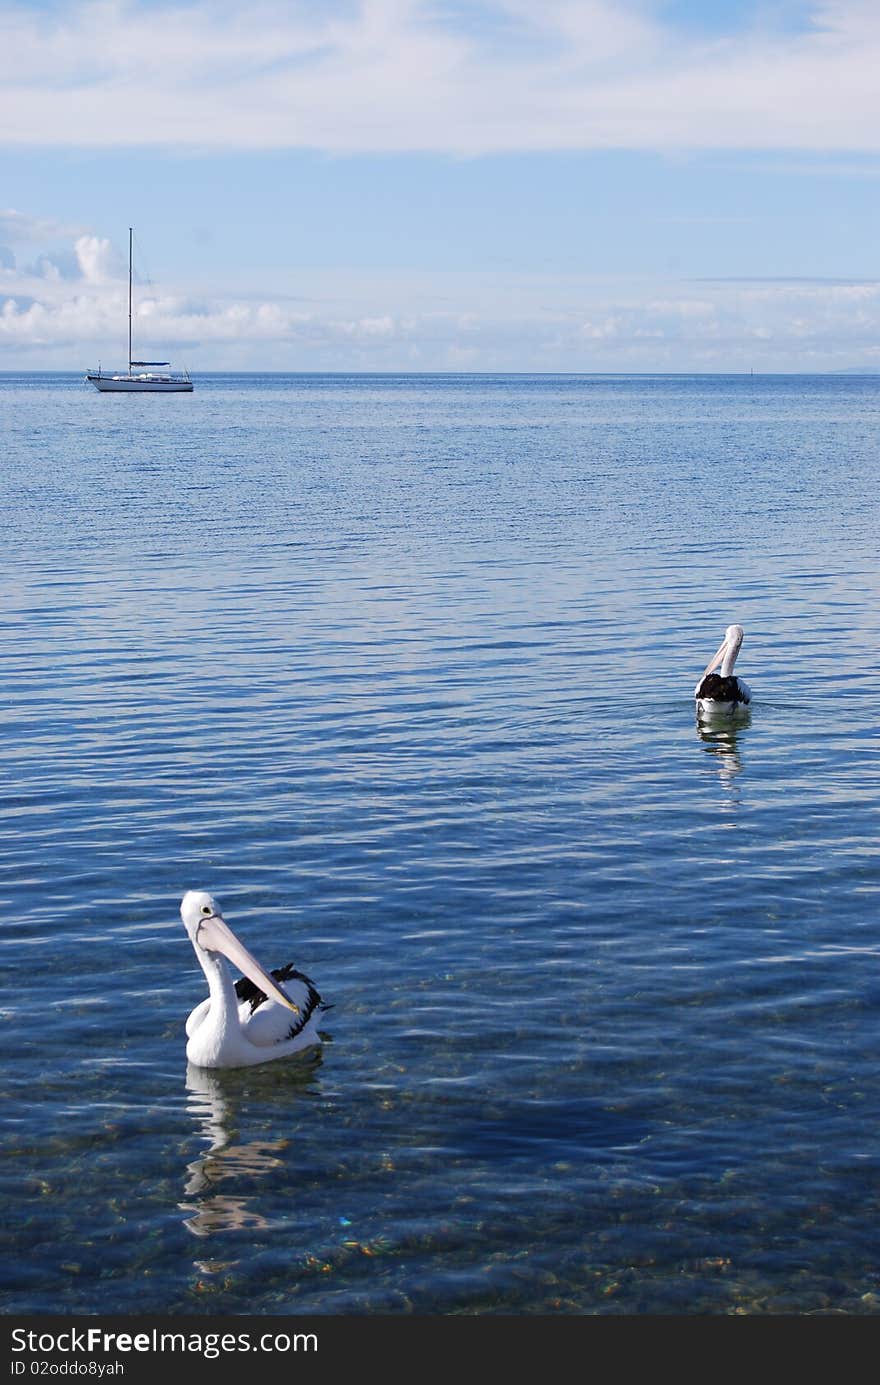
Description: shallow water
xmin=2 ymin=371 xmax=879 ymax=1315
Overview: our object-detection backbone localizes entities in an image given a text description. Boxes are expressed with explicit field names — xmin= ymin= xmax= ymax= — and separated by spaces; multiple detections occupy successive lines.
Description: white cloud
xmin=0 ymin=217 xmax=129 ymax=283
xmin=74 ymin=235 xmax=125 ymax=283
xmin=343 ymin=314 xmax=395 ymax=336
xmin=2 ymin=1 xmax=880 ymax=152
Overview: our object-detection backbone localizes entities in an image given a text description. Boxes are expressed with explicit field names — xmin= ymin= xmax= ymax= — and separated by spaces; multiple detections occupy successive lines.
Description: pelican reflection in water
xmin=181 ymin=1059 xmax=320 ymax=1239
xmin=696 ymin=708 xmax=752 ymax=796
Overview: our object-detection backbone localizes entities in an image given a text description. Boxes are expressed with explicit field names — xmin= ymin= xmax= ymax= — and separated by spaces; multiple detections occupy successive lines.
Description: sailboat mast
xmin=128 ymin=227 xmax=133 ymax=375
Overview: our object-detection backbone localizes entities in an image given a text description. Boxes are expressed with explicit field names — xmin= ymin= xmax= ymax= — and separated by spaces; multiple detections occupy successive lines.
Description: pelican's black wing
xmin=235 ymin=963 xmax=297 ymax=1014
xmin=695 ymin=672 xmax=748 ymax=703
xmin=235 ymin=963 xmax=328 ymax=1024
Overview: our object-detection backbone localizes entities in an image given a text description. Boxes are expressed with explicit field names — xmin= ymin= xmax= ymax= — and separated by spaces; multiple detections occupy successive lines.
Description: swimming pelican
xmin=181 ymin=889 xmax=329 ymax=1069
xmin=694 ymin=624 xmax=751 ymax=718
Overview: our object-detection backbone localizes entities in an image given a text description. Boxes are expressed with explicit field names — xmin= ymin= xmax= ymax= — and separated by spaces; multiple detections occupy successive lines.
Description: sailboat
xmin=86 ymin=229 xmax=193 ymax=393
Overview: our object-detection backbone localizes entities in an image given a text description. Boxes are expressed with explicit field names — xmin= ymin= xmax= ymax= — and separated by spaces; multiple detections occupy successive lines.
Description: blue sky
xmin=2 ymin=0 xmax=880 ymax=370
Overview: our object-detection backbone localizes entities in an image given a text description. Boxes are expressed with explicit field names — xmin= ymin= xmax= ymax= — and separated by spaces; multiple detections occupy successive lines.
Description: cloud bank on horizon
xmin=5 ymin=212 xmax=879 ymax=373
xmin=2 ymin=1 xmax=880 ymax=370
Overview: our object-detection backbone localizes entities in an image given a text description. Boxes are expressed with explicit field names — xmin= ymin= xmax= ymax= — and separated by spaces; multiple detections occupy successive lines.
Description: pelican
xmin=694 ymin=623 xmax=751 ymax=718
xmin=181 ymin=889 xmax=329 ymax=1069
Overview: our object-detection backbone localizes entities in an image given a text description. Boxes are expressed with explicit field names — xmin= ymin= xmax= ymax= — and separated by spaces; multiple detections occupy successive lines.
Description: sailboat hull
xmin=86 ymin=373 xmax=193 ymax=393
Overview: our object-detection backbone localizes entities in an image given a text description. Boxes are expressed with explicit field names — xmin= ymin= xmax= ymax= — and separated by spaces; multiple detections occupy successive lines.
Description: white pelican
xmin=694 ymin=623 xmax=751 ymax=718
xmin=181 ymin=889 xmax=329 ymax=1069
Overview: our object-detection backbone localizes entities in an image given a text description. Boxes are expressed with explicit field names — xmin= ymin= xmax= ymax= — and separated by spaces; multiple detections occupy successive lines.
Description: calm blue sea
xmin=1 ymin=371 xmax=879 ymax=1316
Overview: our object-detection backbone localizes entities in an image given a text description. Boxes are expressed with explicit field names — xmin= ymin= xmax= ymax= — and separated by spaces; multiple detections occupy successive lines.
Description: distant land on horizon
xmin=5 ymin=367 xmax=880 ymax=378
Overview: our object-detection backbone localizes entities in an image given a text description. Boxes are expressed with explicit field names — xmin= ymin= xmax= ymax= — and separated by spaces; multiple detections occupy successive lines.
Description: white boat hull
xmin=87 ymin=373 xmax=193 ymax=393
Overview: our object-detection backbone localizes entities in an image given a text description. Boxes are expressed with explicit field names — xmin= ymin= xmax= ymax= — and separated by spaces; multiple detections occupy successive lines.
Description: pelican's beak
xmin=197 ymin=914 xmax=299 ymax=1013
xmin=701 ymin=635 xmax=730 ymax=679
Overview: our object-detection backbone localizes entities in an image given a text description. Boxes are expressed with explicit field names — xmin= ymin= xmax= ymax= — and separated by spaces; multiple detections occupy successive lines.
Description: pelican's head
xmin=181 ymin=889 xmax=223 ymax=942
xmin=702 ymin=624 xmax=745 ymax=678
xmin=180 ymin=889 xmax=299 ymax=1013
